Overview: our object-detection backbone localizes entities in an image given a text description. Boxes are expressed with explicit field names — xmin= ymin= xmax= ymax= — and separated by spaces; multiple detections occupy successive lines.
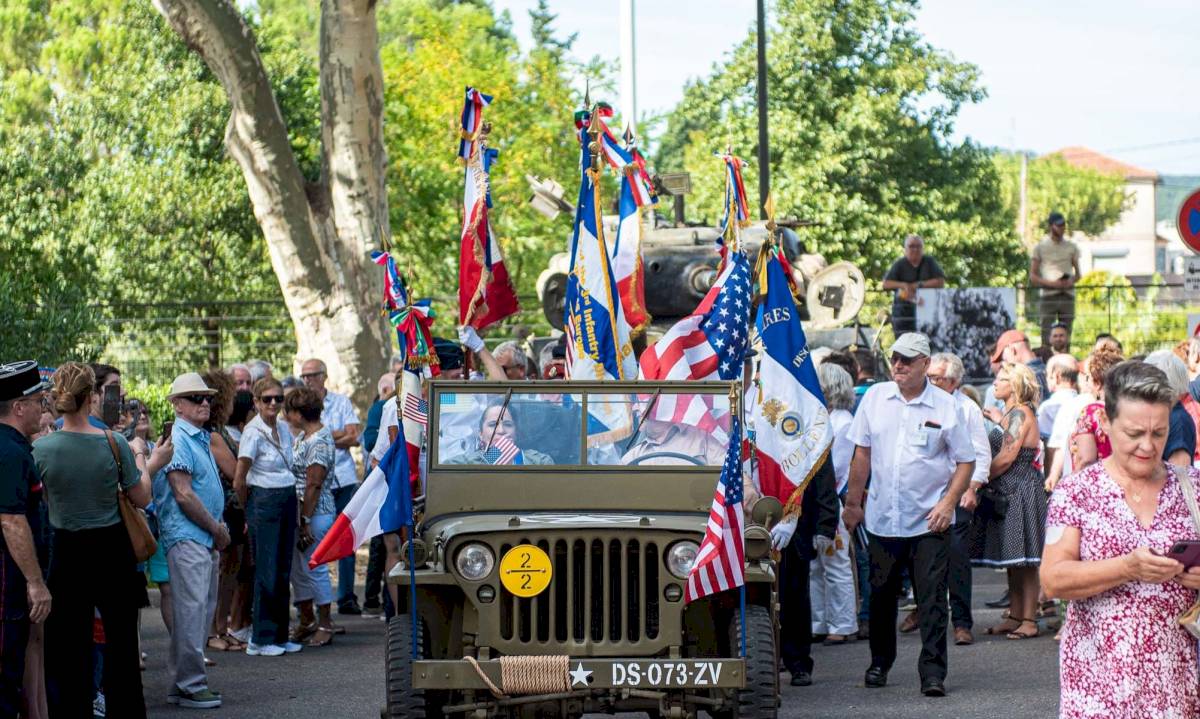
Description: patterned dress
xmin=1069 ymin=403 xmax=1111 ymax=471
xmin=1047 ymin=462 xmax=1200 ymax=718
xmin=971 ymin=431 xmax=1046 ymax=568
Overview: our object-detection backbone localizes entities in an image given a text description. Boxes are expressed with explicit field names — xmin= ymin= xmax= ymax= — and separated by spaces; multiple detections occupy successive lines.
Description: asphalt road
xmin=142 ymin=569 xmax=1059 ymax=718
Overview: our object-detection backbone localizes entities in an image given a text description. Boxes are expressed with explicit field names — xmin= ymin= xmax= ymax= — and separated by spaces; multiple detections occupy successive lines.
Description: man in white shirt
xmin=1038 ymin=354 xmax=1079 ymax=447
xmin=299 ymin=359 xmax=362 ymax=615
xmin=922 ymin=353 xmax=991 ymax=647
xmin=842 ymin=333 xmax=976 ymax=697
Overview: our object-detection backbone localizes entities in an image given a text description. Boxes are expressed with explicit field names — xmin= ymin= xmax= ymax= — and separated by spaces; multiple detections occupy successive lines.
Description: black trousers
xmin=364 ymin=535 xmax=385 ymax=607
xmin=867 ymin=531 xmax=949 ymax=682
xmin=46 ymin=523 xmax=146 ymax=719
xmin=247 ymin=486 xmax=297 ymax=646
xmin=778 ymin=532 xmax=814 ymax=675
xmin=947 ymin=508 xmax=974 ymax=630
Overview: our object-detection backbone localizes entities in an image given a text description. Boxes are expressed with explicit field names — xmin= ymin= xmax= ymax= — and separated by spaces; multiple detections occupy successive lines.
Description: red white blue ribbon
xmin=457 ymin=87 xmax=493 ymax=162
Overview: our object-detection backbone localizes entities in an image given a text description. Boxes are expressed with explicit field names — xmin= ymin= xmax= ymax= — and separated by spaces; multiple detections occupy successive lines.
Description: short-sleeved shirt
xmin=1165 ymin=402 xmax=1197 ymax=462
xmin=954 ymin=389 xmax=993 ymax=486
xmin=237 ymin=415 xmax=294 ymax=489
xmin=0 ymin=424 xmax=43 ymax=611
xmin=321 ymin=391 xmax=360 ymax=490
xmin=846 ymin=380 xmax=975 ymax=537
xmin=33 ymin=430 xmax=138 ymax=531
xmin=829 ymin=409 xmax=855 ymax=494
xmin=883 ymin=255 xmax=945 ymax=316
xmin=1032 ymin=236 xmax=1079 ymax=297
xmin=370 ymin=397 xmax=399 ymax=465
xmin=158 ymin=418 xmax=225 ymax=551
xmin=292 ymin=426 xmax=337 ymax=516
xmin=1038 ymin=389 xmax=1078 ymax=441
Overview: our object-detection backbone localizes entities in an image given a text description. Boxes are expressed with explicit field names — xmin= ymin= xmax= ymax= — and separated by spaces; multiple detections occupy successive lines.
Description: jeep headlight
xmin=666 ymin=541 xmax=700 ymax=579
xmin=454 ymin=543 xmax=495 ymax=581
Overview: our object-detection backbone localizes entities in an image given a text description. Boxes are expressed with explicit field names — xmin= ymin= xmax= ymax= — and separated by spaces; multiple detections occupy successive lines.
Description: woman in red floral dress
xmin=1043 ymin=361 xmax=1200 ymax=719
xmin=1068 ymin=349 xmax=1123 ymax=472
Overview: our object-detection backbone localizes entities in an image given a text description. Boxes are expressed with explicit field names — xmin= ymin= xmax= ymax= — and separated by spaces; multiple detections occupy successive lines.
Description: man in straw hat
xmin=159 ymin=372 xmax=228 ymax=709
xmin=0 ymin=361 xmax=51 ymax=714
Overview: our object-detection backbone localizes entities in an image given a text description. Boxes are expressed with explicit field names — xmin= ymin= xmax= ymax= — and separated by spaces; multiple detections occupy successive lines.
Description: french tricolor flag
xmin=309 ymin=424 xmax=412 ymax=569
xmin=749 ymin=251 xmax=832 ymax=513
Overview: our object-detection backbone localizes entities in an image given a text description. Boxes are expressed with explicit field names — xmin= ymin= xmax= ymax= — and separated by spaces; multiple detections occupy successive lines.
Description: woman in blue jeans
xmin=234 ymin=377 xmax=300 ymax=656
xmin=283 ymin=387 xmax=338 ymax=647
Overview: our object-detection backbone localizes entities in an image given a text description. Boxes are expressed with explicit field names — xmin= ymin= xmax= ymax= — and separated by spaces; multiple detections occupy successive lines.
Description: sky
xmin=491 ymin=0 xmax=1200 ymax=175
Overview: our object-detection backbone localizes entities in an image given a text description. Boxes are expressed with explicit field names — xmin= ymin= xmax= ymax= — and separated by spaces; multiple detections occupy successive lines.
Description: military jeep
xmin=386 ymin=380 xmax=781 ymax=719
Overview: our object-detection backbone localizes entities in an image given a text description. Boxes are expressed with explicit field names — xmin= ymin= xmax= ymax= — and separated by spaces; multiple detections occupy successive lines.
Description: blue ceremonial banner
xmin=564 ymin=114 xmax=637 ymax=382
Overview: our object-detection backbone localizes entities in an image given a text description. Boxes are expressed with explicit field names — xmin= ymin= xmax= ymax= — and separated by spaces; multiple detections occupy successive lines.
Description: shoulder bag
xmin=1174 ymin=467 xmax=1200 ymax=639
xmin=106 ymin=431 xmax=158 ymax=563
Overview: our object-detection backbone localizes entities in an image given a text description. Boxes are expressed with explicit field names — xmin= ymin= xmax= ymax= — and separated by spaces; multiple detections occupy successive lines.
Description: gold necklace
xmin=1111 ymin=464 xmax=1161 ymax=504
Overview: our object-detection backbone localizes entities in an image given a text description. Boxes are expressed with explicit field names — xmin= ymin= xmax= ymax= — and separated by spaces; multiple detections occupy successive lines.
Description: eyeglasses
xmin=928 ymin=374 xmax=952 ymax=386
xmin=17 ymin=395 xmax=49 ymax=411
xmin=300 ymin=372 xmax=325 ymax=380
xmin=182 ymin=395 xmax=213 ymax=405
xmin=259 ymin=395 xmax=284 ymax=405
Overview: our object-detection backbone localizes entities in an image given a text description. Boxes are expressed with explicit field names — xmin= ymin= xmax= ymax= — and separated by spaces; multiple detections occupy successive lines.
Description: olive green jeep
xmin=386 ymin=380 xmax=781 ymax=719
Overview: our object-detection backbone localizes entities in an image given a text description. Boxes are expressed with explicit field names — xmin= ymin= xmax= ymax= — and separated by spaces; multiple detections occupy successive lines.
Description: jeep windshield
xmin=432 ymin=384 xmax=733 ymax=468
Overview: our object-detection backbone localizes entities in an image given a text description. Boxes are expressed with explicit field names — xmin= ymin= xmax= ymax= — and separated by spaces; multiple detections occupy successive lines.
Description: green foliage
xmin=994 ymin=153 xmax=1130 ymax=243
xmin=655 ymin=0 xmax=1026 ymax=287
xmin=122 ymin=380 xmax=173 ymax=437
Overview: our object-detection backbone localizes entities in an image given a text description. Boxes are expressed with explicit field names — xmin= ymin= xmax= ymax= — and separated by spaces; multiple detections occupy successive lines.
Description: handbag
xmin=977 ymin=483 xmax=1008 ymax=520
xmin=105 ymin=431 xmax=159 ymax=563
xmin=1175 ymin=468 xmax=1200 ymax=639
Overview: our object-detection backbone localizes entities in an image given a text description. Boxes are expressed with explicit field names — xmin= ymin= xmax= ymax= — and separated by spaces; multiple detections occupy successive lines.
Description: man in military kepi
xmin=0 ymin=361 xmax=52 ymax=715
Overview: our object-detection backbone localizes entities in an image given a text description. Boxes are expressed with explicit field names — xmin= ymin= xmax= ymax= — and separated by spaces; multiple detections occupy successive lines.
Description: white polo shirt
xmin=847 ymin=380 xmax=975 ymax=538
xmin=953 ymin=389 xmax=993 ymax=487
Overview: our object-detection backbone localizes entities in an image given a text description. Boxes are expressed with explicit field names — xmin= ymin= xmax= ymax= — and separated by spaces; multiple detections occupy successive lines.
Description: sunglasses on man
xmin=890 ymin=353 xmax=924 ymax=366
xmin=181 ymin=395 xmax=213 ymax=405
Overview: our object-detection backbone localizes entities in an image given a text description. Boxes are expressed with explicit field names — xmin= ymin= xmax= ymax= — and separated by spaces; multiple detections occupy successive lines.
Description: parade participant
xmin=1042 ymin=361 xmax=1200 ymax=718
xmin=493 ymin=341 xmax=528 ymax=380
xmin=0 ymin=361 xmax=51 ymax=716
xmin=881 ymin=234 xmax=945 ymax=335
xmin=621 ymin=418 xmax=725 ymax=466
xmin=284 ymin=387 xmax=337 ymax=648
xmin=455 ymin=327 xmax=508 ymax=381
xmin=1029 ymin=212 xmax=1080 ymax=346
xmin=1069 ymin=349 xmax=1125 ymax=473
xmin=157 ymin=372 xmax=227 ymax=709
xmin=992 ymin=329 xmax=1050 ymax=402
xmin=808 ymin=364 xmax=858 ymax=647
xmin=842 ymin=332 xmax=975 ymax=697
xmin=1144 ymin=350 xmax=1197 ymax=469
xmin=899 ymin=353 xmax=990 ymax=646
xmin=35 ymin=363 xmax=169 ymax=716
xmin=234 ymin=378 xmax=300 ymax=657
xmin=361 ymin=372 xmax=395 ymax=617
xmin=1049 ymin=321 xmax=1071 ymax=355
xmin=972 ymin=363 xmax=1045 ymax=640
xmin=443 ymin=403 xmax=553 ymax=465
xmin=298 ymin=359 xmax=362 ymax=617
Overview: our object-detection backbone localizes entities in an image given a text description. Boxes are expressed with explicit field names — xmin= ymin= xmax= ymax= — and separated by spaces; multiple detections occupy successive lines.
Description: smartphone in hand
xmin=1165 ymin=540 xmax=1200 ymax=568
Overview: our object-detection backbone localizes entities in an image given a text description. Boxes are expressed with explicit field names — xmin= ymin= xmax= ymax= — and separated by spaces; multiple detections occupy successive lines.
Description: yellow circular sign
xmin=499 ymin=544 xmax=553 ymax=598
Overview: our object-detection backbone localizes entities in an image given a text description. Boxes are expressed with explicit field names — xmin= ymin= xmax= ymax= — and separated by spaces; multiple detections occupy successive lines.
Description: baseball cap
xmin=889 ymin=332 xmax=931 ymax=359
xmin=991 ymin=329 xmax=1028 ymax=362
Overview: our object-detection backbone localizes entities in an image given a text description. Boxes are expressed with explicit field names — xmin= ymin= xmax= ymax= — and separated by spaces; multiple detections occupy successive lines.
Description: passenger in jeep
xmin=443 ymin=403 xmax=553 ymax=466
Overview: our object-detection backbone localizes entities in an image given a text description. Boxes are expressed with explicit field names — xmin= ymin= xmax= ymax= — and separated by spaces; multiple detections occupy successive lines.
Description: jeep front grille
xmin=479 ymin=531 xmax=685 ymax=656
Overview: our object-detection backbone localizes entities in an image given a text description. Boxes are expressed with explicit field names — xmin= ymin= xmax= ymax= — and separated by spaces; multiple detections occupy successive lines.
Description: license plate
xmin=609 ymin=660 xmax=725 ymax=688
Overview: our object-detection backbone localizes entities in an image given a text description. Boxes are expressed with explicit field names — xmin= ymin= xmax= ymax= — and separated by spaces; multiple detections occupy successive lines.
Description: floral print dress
xmin=1069 ymin=403 xmax=1111 ymax=472
xmin=1047 ymin=462 xmax=1200 ymax=718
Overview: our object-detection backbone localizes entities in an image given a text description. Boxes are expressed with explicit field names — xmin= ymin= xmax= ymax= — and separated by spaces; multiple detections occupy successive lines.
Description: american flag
xmin=482 ymin=435 xmax=521 ymax=465
xmin=402 ymin=393 xmax=428 ymax=428
xmin=685 ymin=415 xmax=745 ymax=603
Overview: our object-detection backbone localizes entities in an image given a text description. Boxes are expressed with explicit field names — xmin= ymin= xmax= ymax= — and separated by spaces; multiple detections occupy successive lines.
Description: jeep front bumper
xmin=413 ymin=658 xmax=745 ymax=690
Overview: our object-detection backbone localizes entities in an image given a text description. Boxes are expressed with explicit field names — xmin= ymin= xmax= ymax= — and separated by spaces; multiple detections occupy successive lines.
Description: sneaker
xmin=246 ymin=642 xmax=286 ymax=657
xmin=229 ymin=626 xmax=251 ymax=643
xmin=362 ymin=601 xmax=383 ymax=616
xmin=338 ymin=598 xmax=363 ymax=615
xmin=93 ymin=691 xmax=106 ymax=717
xmin=167 ymin=691 xmax=180 ymax=706
xmin=282 ymin=641 xmax=303 ymax=654
xmin=178 ymin=688 xmax=222 ymax=709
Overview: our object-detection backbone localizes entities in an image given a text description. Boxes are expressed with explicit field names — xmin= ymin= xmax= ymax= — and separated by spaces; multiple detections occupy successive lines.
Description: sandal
xmin=1006 ymin=619 xmax=1040 ymax=640
xmin=985 ymin=618 xmax=1022 ymax=635
xmin=307 ymin=626 xmax=334 ymax=647
xmin=206 ymin=635 xmax=231 ymax=652
xmin=220 ymin=632 xmax=247 ymax=651
xmin=290 ymin=622 xmax=317 ymax=644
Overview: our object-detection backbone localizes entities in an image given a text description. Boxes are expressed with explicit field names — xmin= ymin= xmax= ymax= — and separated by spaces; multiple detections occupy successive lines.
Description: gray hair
xmin=818 ymin=363 xmax=855 ymax=411
xmin=1103 ymin=360 xmax=1177 ymax=420
xmin=247 ymin=359 xmax=273 ymax=382
xmin=904 ymin=233 xmax=924 ymax=249
xmin=377 ymin=372 xmax=396 ymax=396
xmin=493 ymin=341 xmax=527 ymax=367
xmin=1144 ymin=350 xmax=1189 ymax=398
xmin=227 ymin=362 xmax=250 ymax=377
xmin=929 ymin=352 xmax=964 ymax=384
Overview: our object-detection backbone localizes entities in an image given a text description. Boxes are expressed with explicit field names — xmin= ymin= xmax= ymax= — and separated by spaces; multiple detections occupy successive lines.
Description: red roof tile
xmin=1050 ymin=146 xmax=1159 ymax=181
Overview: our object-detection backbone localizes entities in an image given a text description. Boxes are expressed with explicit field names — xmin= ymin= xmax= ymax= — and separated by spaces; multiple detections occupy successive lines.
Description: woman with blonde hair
xmin=972 ymin=362 xmax=1045 ymax=639
xmin=32 ymin=363 xmax=172 ymax=717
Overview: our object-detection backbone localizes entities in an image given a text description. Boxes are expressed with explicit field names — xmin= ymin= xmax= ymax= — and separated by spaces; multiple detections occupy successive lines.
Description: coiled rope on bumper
xmin=464 ymin=655 xmax=572 ymax=697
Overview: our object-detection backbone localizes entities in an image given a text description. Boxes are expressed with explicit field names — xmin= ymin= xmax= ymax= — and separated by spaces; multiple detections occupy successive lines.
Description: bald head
xmin=1047 ymin=353 xmax=1079 ymax=391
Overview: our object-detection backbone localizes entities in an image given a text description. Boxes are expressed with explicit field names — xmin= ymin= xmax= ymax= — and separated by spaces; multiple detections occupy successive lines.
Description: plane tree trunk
xmin=151 ymin=0 xmax=390 ymax=408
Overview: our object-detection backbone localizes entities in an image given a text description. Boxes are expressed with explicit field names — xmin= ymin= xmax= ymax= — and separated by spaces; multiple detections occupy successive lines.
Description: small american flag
xmin=482 ymin=435 xmax=521 ymax=465
xmin=685 ymin=415 xmax=745 ymax=603
xmin=403 ymin=393 xmax=428 ymax=428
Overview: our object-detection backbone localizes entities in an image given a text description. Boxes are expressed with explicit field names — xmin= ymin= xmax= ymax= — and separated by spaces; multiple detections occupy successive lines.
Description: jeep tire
xmin=727 ymin=605 xmax=778 ymax=719
xmin=386 ymin=615 xmax=443 ymax=719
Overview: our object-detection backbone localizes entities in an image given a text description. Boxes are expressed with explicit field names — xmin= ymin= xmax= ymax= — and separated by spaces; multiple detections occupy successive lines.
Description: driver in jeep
xmin=620 ymin=418 xmax=725 ymax=466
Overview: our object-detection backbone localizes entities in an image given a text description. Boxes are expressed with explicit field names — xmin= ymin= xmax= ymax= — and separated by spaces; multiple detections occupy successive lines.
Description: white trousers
xmin=809 ymin=516 xmax=859 ymax=636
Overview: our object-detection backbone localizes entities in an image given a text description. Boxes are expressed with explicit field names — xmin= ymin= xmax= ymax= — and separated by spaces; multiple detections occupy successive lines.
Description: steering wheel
xmin=627 ymin=451 xmax=706 ymax=466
